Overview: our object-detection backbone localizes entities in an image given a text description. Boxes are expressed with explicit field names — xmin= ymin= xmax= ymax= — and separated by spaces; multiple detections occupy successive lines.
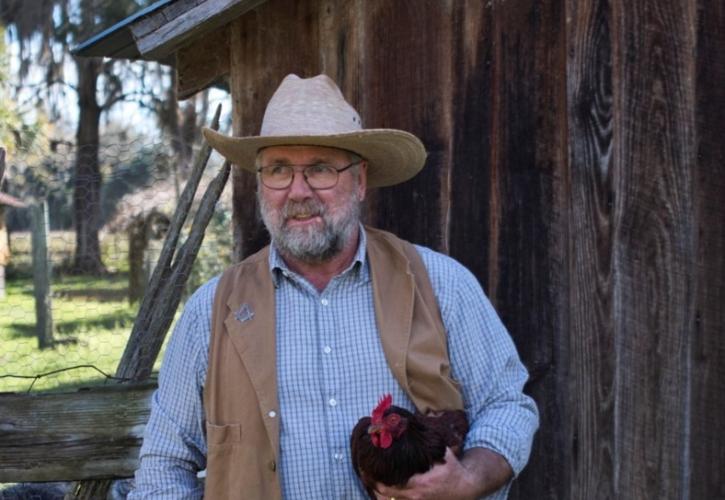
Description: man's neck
xmin=280 ymin=229 xmax=361 ymax=292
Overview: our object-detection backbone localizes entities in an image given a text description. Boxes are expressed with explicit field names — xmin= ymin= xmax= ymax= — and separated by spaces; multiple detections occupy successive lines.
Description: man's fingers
xmin=375 ymin=483 xmax=407 ymax=499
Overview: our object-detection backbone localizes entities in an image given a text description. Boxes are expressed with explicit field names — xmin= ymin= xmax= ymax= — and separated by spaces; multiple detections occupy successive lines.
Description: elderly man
xmin=130 ymin=74 xmax=538 ymax=500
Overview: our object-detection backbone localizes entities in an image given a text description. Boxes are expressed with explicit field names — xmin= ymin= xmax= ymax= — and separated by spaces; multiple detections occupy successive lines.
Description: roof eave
xmin=73 ymin=0 xmax=266 ymax=64
xmin=72 ymin=0 xmax=176 ymax=60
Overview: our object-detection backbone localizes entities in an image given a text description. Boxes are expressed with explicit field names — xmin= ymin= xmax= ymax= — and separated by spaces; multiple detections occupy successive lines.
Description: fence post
xmin=0 ymin=147 xmax=5 ymax=300
xmin=31 ymin=201 xmax=53 ymax=349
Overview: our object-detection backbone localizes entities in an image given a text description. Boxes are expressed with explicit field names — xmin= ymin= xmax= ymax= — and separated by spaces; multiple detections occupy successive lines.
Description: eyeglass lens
xmin=260 ymin=164 xmax=340 ymax=189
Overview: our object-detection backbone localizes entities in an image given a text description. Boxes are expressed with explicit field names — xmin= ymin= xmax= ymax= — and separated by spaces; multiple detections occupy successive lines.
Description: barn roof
xmin=73 ymin=0 xmax=266 ymax=64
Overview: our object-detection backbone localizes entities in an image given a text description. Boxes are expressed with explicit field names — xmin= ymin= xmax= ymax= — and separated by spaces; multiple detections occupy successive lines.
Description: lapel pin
xmin=234 ymin=303 xmax=255 ymax=323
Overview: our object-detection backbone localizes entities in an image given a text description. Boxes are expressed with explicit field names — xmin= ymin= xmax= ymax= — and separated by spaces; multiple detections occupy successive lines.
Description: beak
xmin=367 ymin=424 xmax=382 ymax=435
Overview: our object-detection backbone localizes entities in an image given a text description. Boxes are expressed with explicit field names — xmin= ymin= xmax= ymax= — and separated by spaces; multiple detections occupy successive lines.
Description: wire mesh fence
xmin=0 ymin=129 xmax=233 ymax=394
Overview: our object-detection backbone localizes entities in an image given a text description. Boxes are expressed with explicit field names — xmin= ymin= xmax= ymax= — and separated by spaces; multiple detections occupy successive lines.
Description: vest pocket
xmin=206 ymin=422 xmax=242 ymax=445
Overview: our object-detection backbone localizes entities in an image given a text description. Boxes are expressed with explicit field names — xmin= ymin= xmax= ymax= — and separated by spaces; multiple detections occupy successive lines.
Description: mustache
xmin=283 ymin=199 xmax=325 ymax=219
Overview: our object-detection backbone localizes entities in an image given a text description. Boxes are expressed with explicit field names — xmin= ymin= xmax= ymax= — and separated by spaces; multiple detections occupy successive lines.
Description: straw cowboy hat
xmin=202 ymin=74 xmax=427 ymax=188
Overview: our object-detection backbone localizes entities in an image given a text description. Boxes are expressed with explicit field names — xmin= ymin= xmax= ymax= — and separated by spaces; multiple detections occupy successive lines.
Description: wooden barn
xmin=69 ymin=0 xmax=724 ymax=498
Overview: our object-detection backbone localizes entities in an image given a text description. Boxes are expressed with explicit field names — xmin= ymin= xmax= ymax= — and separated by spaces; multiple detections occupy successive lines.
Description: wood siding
xmin=223 ymin=1 xmax=724 ymax=498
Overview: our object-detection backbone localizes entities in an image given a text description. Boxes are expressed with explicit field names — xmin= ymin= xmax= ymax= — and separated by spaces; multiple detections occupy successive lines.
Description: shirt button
xmin=268 ymin=410 xmax=277 ymax=418
xmin=333 ymin=452 xmax=343 ymax=462
xmin=323 ymin=346 xmax=332 ymax=354
xmin=321 ymin=298 xmax=329 ymax=306
xmin=328 ymin=398 xmax=337 ymax=407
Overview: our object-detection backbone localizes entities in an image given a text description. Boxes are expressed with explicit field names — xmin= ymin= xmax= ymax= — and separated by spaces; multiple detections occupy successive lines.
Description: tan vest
xmin=203 ymin=227 xmax=463 ymax=499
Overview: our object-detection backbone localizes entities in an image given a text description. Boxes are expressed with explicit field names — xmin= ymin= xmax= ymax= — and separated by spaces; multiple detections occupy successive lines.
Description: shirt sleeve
xmin=128 ymin=278 xmax=217 ymax=499
xmin=418 ymin=247 xmax=540 ymax=477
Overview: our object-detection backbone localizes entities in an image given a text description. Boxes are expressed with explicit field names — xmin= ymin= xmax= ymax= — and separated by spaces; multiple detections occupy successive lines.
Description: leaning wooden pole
xmin=66 ymin=105 xmax=231 ymax=499
xmin=0 ymin=147 xmax=5 ymax=183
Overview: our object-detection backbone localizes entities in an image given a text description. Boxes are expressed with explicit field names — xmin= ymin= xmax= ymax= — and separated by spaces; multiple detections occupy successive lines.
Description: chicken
xmin=350 ymin=394 xmax=469 ymax=499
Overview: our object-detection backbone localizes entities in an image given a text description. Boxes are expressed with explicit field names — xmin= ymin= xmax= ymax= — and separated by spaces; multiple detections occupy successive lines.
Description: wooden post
xmin=31 ymin=201 xmax=54 ymax=349
xmin=0 ymin=259 xmax=5 ymax=299
xmin=0 ymin=147 xmax=5 ymax=299
xmin=0 ymin=205 xmax=8 ymax=300
xmin=127 ymin=214 xmax=148 ymax=304
xmin=0 ymin=147 xmax=5 ymax=183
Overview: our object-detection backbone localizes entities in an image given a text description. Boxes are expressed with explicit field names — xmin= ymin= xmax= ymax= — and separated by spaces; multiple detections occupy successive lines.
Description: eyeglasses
xmin=257 ymin=161 xmax=361 ymax=190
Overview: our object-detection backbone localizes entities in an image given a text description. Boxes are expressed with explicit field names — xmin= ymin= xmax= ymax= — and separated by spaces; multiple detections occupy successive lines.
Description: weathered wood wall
xmin=222 ymin=1 xmax=725 ymax=498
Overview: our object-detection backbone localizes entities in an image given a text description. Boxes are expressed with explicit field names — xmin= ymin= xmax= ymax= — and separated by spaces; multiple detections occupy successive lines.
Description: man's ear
xmin=357 ymin=161 xmax=368 ymax=201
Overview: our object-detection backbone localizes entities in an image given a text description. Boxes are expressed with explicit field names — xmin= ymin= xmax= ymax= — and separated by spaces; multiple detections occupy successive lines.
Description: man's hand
xmin=373 ymin=447 xmax=513 ymax=500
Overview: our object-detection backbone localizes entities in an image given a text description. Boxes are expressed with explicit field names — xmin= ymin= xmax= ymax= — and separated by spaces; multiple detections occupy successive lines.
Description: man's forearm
xmin=460 ymin=447 xmax=513 ymax=498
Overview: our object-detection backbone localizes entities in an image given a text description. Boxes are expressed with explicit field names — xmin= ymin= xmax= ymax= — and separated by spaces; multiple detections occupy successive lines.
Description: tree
xmin=1 ymin=0 xmax=157 ymax=274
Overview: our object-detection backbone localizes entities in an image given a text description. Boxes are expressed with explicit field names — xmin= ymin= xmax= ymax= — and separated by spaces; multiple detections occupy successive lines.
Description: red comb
xmin=371 ymin=394 xmax=392 ymax=424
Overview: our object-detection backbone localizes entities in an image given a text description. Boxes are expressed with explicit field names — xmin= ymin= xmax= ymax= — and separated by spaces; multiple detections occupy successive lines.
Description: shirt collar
xmin=268 ymin=224 xmax=369 ymax=287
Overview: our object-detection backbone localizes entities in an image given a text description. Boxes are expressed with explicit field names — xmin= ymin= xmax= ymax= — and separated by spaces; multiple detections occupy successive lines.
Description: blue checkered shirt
xmin=129 ymin=228 xmax=539 ymax=499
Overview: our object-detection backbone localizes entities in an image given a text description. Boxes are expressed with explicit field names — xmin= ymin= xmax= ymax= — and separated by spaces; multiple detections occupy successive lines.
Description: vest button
xmin=268 ymin=460 xmax=276 ymax=471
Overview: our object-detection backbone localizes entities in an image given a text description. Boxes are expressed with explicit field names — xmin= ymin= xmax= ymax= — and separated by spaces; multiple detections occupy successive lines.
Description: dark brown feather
xmin=350 ymin=406 xmax=469 ymax=499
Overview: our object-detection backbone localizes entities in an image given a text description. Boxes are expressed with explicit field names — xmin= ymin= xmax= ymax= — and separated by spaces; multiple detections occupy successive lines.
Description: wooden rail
xmin=0 ymin=383 xmax=154 ymax=482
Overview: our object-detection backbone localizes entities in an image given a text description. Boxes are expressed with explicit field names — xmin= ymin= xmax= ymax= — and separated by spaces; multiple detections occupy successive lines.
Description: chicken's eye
xmin=385 ymin=414 xmax=401 ymax=425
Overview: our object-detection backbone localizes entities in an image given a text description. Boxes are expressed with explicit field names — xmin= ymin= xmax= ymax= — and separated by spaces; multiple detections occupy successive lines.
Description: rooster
xmin=350 ymin=394 xmax=469 ymax=499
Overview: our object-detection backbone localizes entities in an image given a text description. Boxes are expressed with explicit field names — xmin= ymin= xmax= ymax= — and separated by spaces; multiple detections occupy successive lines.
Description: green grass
xmin=0 ymin=231 xmax=169 ymax=393
xmin=0 ymin=274 xmax=159 ymax=393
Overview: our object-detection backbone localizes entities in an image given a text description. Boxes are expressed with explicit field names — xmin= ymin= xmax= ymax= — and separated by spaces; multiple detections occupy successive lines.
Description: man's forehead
xmin=257 ymin=144 xmax=352 ymax=162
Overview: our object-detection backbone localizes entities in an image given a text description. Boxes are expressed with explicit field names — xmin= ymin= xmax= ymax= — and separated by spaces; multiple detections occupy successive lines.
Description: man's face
xmin=257 ymin=145 xmax=367 ymax=263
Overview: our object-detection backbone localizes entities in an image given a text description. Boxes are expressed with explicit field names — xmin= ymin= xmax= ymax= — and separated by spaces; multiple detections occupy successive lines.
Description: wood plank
xmin=176 ymin=24 xmax=230 ymax=99
xmin=466 ymin=2 xmax=568 ymax=499
xmin=565 ymin=0 xmax=617 ymax=498
xmin=228 ymin=0 xmax=324 ymax=259
xmin=611 ymin=0 xmax=697 ymax=497
xmin=133 ymin=0 xmax=266 ymax=61
xmin=690 ymin=1 xmax=725 ymax=498
xmin=358 ymin=0 xmax=453 ymax=252
xmin=446 ymin=1 xmax=494 ymax=284
xmin=0 ymin=384 xmax=155 ymax=482
xmin=131 ymin=0 xmax=200 ymax=39
xmin=316 ymin=0 xmax=365 ymax=115
xmin=163 ymin=0 xmax=206 ymax=23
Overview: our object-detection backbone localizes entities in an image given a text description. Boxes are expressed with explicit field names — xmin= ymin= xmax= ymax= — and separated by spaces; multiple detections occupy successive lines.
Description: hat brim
xmin=202 ymin=127 xmax=427 ymax=188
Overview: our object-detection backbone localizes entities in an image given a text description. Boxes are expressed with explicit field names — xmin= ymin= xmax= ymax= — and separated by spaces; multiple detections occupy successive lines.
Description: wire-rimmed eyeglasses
xmin=256 ymin=161 xmax=361 ymax=190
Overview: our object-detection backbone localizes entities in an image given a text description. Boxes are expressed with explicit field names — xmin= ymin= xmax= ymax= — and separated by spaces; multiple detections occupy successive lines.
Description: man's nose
xmin=287 ymin=169 xmax=314 ymax=199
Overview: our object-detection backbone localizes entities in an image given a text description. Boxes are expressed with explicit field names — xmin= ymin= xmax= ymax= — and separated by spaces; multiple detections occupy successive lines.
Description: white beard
xmin=259 ymin=188 xmax=361 ymax=263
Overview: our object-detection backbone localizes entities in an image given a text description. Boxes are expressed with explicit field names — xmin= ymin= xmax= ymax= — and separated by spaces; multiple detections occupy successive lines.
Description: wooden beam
xmin=0 ymin=383 xmax=155 ymax=482
xmin=176 ymin=24 xmax=230 ymax=100
xmin=132 ymin=0 xmax=266 ymax=61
